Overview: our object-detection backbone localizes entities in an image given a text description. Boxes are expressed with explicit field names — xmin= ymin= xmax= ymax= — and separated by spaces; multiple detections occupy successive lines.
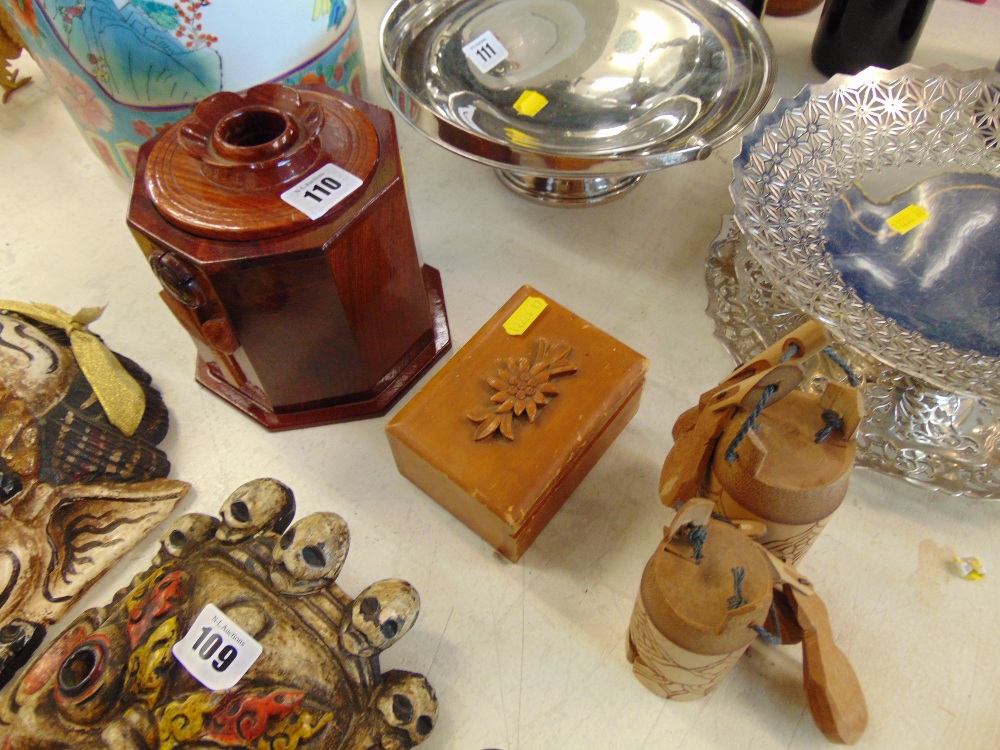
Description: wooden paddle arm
xmin=787 ymin=585 xmax=869 ymax=745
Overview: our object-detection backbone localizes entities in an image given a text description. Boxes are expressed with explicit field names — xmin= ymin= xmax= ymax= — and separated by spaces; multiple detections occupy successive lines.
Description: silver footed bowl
xmin=707 ymin=216 xmax=1000 ymax=500
xmin=380 ymin=0 xmax=774 ymax=205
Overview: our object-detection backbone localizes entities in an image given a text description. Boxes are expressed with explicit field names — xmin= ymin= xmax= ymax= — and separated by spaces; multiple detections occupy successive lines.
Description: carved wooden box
xmin=386 ymin=286 xmax=649 ymax=562
xmin=127 ymin=84 xmax=450 ymax=430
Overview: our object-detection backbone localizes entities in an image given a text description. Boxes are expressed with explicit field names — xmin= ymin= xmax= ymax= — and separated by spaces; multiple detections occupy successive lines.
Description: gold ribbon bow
xmin=0 ymin=301 xmax=146 ymax=436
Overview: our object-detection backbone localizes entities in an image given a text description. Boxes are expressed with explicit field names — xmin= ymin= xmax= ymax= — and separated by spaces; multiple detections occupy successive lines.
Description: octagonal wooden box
xmin=387 ymin=286 xmax=649 ymax=561
xmin=127 ymin=84 xmax=450 ymax=430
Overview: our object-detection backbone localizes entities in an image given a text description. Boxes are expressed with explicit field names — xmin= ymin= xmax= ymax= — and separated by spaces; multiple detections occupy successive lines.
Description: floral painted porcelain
xmin=2 ymin=0 xmax=365 ymax=177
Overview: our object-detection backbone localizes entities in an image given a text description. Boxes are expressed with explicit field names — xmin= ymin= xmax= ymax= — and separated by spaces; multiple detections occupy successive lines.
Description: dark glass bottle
xmin=811 ymin=0 xmax=935 ymax=77
xmin=735 ymin=0 xmax=768 ymax=18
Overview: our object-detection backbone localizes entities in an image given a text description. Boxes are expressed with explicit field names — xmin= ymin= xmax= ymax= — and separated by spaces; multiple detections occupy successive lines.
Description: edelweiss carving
xmin=0 ymin=479 xmax=438 ymax=749
xmin=0 ymin=304 xmax=188 ymax=686
xmin=468 ymin=337 xmax=576 ymax=440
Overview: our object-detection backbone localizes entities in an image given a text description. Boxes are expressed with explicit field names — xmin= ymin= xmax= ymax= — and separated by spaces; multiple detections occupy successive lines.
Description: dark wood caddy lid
xmin=141 ymin=83 xmax=379 ymax=242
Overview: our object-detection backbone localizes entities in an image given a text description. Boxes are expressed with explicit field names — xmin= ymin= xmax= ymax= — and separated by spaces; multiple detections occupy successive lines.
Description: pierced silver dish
xmin=730 ymin=64 xmax=1000 ymax=404
xmin=720 ymin=63 xmax=1000 ymax=500
xmin=380 ymin=0 xmax=774 ymax=205
xmin=707 ymin=217 xmax=1000 ymax=499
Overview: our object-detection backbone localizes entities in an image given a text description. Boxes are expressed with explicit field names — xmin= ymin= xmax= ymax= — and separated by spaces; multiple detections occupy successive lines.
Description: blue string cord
xmin=751 ymin=601 xmax=783 ymax=645
xmin=822 ymin=345 xmax=860 ymax=387
xmin=726 ymin=340 xmax=862 ymax=460
xmin=724 ymin=383 xmax=777 ymax=462
xmin=687 ymin=524 xmax=708 ymax=563
xmin=725 ymin=342 xmax=801 ymax=462
xmin=727 ymin=566 xmax=747 ymax=609
xmin=815 ymin=408 xmax=844 ymax=443
xmin=751 ymin=623 xmax=782 ymax=645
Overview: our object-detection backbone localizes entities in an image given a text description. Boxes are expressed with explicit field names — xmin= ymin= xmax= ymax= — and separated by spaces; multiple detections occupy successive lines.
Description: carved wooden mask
xmin=0 ymin=309 xmax=188 ymax=685
xmin=0 ymin=478 xmax=438 ymax=749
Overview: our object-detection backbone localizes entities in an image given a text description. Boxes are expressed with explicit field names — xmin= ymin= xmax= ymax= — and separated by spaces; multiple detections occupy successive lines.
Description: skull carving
xmin=270 ymin=512 xmax=350 ymax=595
xmin=371 ymin=670 xmax=439 ymax=750
xmin=339 ymin=579 xmax=419 ymax=658
xmin=155 ymin=514 xmax=220 ymax=561
xmin=216 ymin=478 xmax=295 ymax=543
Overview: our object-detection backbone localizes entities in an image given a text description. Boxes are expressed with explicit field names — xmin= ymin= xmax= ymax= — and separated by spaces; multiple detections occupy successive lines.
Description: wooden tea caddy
xmin=127 ymin=84 xmax=450 ymax=430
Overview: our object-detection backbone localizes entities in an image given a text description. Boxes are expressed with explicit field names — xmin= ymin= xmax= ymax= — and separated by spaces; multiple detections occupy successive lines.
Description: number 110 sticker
xmin=172 ymin=604 xmax=263 ymax=690
xmin=280 ymin=163 xmax=364 ymax=220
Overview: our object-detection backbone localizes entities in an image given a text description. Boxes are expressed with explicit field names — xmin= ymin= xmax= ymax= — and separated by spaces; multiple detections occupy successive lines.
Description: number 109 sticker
xmin=280 ymin=163 xmax=364 ymax=220
xmin=172 ymin=604 xmax=263 ymax=690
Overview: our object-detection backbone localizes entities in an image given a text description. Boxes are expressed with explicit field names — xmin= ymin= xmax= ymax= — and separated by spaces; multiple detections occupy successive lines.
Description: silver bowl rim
xmin=379 ymin=0 xmax=776 ymax=178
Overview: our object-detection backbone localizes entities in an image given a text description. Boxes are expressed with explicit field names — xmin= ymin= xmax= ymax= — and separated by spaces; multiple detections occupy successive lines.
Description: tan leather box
xmin=386 ymin=285 xmax=649 ymax=561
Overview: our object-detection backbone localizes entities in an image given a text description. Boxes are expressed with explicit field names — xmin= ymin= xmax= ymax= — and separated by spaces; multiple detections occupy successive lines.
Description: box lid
xmin=387 ymin=285 xmax=649 ymax=533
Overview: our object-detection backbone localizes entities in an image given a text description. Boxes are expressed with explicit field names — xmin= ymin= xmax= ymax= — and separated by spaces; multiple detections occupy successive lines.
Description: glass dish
xmin=707 ymin=216 xmax=1000 ymax=499
xmin=730 ymin=64 xmax=1000 ymax=406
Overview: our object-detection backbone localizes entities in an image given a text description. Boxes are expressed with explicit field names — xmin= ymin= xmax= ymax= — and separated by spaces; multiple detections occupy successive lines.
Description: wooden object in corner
xmin=0 ymin=5 xmax=30 ymax=102
xmin=767 ymin=0 xmax=823 ymax=15
xmin=386 ymin=286 xmax=649 ymax=562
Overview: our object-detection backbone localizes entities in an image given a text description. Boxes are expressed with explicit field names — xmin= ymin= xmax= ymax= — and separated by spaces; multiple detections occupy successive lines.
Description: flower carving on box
xmin=468 ymin=337 xmax=577 ymax=440
xmin=0 ymin=303 xmax=188 ymax=688
xmin=0 ymin=478 xmax=438 ymax=749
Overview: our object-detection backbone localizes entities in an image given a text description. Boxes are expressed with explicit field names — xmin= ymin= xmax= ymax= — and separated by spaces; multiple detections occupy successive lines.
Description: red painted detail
xmin=204 ymin=689 xmax=305 ymax=744
xmin=19 ymin=624 xmax=89 ymax=697
xmin=127 ymin=570 xmax=188 ymax=648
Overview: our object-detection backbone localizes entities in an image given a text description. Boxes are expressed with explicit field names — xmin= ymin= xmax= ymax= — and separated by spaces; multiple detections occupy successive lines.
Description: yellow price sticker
xmin=503 ymin=127 xmax=539 ymax=147
xmin=887 ymin=204 xmax=930 ymax=234
xmin=513 ymin=90 xmax=549 ymax=117
xmin=503 ymin=296 xmax=548 ymax=336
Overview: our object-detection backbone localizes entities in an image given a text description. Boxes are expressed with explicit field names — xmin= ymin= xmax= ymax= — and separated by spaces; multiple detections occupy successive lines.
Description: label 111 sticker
xmin=280 ymin=163 xmax=364 ymax=220
xmin=462 ymin=30 xmax=509 ymax=74
xmin=172 ymin=603 xmax=263 ymax=690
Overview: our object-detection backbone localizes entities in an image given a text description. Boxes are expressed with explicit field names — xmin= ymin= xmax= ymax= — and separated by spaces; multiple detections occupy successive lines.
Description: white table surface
xmin=3 ymin=1 xmax=999 ymax=748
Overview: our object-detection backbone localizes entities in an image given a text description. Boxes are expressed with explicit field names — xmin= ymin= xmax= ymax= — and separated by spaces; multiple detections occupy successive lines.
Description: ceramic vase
xmin=1 ymin=0 xmax=365 ymax=178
